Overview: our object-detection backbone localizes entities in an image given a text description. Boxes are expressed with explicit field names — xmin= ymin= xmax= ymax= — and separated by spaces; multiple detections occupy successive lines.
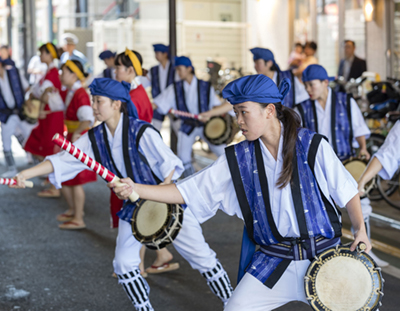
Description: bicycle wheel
xmin=377 ymin=169 xmax=400 ymax=210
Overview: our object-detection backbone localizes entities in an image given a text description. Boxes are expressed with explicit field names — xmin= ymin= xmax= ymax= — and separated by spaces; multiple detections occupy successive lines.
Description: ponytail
xmin=261 ymin=103 xmax=300 ymax=189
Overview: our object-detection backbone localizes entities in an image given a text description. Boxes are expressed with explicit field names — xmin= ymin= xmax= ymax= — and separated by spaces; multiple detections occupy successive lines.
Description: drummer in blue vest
xmin=153 ymin=56 xmax=226 ymax=177
xmin=110 ymin=74 xmax=370 ymax=310
xmin=98 ymin=50 xmax=116 ymax=79
xmin=0 ymin=58 xmax=32 ymax=177
xmin=147 ymin=44 xmax=179 ymax=131
xmin=295 ymin=64 xmax=388 ymax=266
xmin=250 ymin=47 xmax=309 ymax=108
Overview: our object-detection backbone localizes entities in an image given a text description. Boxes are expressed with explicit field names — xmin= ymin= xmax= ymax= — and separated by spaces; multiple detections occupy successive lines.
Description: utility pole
xmin=169 ymin=0 xmax=177 ymax=153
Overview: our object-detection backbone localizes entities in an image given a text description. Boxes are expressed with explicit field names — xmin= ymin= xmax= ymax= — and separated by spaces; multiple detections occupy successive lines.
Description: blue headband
xmin=153 ymin=44 xmax=169 ymax=53
xmin=302 ymin=64 xmax=334 ymax=82
xmin=88 ymin=78 xmax=138 ymax=119
xmin=250 ymin=48 xmax=281 ymax=72
xmin=99 ymin=50 xmax=116 ymax=60
xmin=222 ymin=74 xmax=291 ymax=105
xmin=174 ymin=56 xmax=193 ymax=69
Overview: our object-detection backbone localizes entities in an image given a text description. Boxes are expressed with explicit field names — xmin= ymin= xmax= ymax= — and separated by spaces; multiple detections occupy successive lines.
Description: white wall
xmin=246 ymin=0 xmax=290 ymax=73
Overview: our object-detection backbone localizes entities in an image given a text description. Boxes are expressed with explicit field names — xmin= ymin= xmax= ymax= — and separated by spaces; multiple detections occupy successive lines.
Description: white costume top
xmin=153 ymin=77 xmax=221 ymax=115
xmin=30 ymin=63 xmax=57 ymax=99
xmin=177 ymin=128 xmax=358 ymax=237
xmin=373 ymin=120 xmax=400 ymax=180
xmin=47 ymin=113 xmax=184 ymax=189
xmin=146 ymin=60 xmax=180 ymax=92
xmin=272 ymin=72 xmax=309 ymax=104
xmin=296 ymin=88 xmax=370 ymax=148
xmin=0 ymin=68 xmax=29 ymax=108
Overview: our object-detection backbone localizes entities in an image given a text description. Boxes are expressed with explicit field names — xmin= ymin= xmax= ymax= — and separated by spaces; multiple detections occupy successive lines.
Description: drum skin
xmin=304 ymin=245 xmax=384 ymax=311
xmin=23 ymin=99 xmax=40 ymax=124
xmin=204 ymin=115 xmax=233 ymax=145
xmin=131 ymin=200 xmax=184 ymax=250
xmin=343 ymin=158 xmax=367 ymax=183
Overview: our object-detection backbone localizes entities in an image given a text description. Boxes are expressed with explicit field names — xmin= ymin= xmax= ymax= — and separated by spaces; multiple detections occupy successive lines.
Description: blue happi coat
xmin=88 ymin=113 xmax=161 ymax=223
xmin=151 ymin=63 xmax=175 ymax=121
xmin=225 ymin=128 xmax=342 ymax=287
xmin=296 ymin=89 xmax=354 ymax=161
xmin=174 ymin=79 xmax=211 ymax=135
xmin=277 ymin=70 xmax=295 ymax=108
xmin=0 ymin=65 xmax=25 ymax=123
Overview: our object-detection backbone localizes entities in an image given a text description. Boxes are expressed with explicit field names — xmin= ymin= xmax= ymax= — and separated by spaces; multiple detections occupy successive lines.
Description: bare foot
xmin=152 ymin=248 xmax=173 ymax=267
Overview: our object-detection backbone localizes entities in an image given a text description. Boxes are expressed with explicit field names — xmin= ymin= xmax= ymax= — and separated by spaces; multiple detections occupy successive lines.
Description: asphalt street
xmin=0 ymin=137 xmax=399 ymax=310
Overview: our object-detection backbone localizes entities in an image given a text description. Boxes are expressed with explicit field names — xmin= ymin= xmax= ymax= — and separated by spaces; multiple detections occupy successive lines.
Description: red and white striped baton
xmin=52 ymin=133 xmax=139 ymax=202
xmin=169 ymin=109 xmax=199 ymax=120
xmin=0 ymin=178 xmax=33 ymax=188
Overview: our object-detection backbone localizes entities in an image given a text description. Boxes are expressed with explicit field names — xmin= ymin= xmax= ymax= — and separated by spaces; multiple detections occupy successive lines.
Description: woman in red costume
xmin=25 ymin=42 xmax=64 ymax=197
xmin=44 ymin=60 xmax=97 ymax=229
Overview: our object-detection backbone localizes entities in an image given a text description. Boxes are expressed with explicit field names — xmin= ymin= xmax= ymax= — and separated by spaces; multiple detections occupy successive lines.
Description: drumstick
xmin=0 ymin=178 xmax=33 ymax=188
xmin=169 ymin=109 xmax=199 ymax=120
xmin=52 ymin=134 xmax=139 ymax=202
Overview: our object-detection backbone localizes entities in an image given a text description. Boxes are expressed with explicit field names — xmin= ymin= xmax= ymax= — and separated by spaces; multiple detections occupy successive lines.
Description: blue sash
xmin=151 ymin=64 xmax=175 ymax=121
xmin=103 ymin=68 xmax=113 ymax=79
xmin=88 ymin=114 xmax=161 ymax=223
xmin=0 ymin=66 xmax=25 ymax=123
xmin=174 ymin=79 xmax=211 ymax=135
xmin=277 ymin=70 xmax=295 ymax=108
xmin=296 ymin=89 xmax=354 ymax=160
xmin=225 ymin=129 xmax=341 ymax=287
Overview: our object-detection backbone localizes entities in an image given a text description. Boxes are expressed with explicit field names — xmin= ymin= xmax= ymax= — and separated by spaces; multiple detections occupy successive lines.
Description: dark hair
xmin=0 ymin=45 xmax=9 ymax=50
xmin=269 ymin=62 xmax=279 ymax=72
xmin=305 ymin=41 xmax=317 ymax=51
xmin=259 ymin=103 xmax=301 ymax=189
xmin=39 ymin=43 xmax=61 ymax=59
xmin=115 ymin=50 xmax=143 ymax=75
xmin=295 ymin=42 xmax=303 ymax=48
xmin=344 ymin=40 xmax=355 ymax=47
xmin=62 ymin=59 xmax=89 ymax=78
xmin=119 ymin=101 xmax=128 ymax=114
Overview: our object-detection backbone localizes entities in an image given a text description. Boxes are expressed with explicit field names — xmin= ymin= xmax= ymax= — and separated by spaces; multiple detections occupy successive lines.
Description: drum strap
xmin=307 ymin=134 xmax=342 ymax=237
xmin=346 ymin=93 xmax=354 ymax=154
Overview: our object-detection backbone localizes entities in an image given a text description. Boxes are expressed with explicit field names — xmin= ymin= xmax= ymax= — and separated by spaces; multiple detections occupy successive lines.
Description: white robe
xmin=272 ymin=71 xmax=309 ymax=104
xmin=373 ymin=120 xmax=400 ymax=180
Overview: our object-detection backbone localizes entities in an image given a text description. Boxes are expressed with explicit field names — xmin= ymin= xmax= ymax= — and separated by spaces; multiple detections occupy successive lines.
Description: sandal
xmin=37 ymin=188 xmax=60 ymax=198
xmin=56 ymin=213 xmax=74 ymax=222
xmin=58 ymin=221 xmax=86 ymax=230
xmin=145 ymin=262 xmax=180 ymax=274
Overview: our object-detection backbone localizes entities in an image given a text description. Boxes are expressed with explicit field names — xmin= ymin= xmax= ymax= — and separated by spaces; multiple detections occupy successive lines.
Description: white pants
xmin=224 ymin=261 xmax=310 ymax=311
xmin=1 ymin=115 xmax=36 ymax=151
xmin=152 ymin=116 xmax=181 ymax=135
xmin=113 ymin=207 xmax=217 ymax=275
xmin=178 ymin=127 xmax=226 ymax=166
xmin=360 ymin=197 xmax=372 ymax=220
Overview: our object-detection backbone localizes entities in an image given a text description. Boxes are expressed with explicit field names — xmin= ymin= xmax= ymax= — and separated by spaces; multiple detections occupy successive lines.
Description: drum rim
xmin=304 ymin=244 xmax=384 ymax=311
xmin=203 ymin=115 xmax=233 ymax=145
xmin=131 ymin=200 xmax=184 ymax=250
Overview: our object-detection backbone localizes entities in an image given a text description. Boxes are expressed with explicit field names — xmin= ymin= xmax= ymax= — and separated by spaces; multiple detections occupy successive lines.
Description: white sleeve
xmin=350 ymin=98 xmax=370 ymax=142
xmin=209 ymin=87 xmax=222 ymax=109
xmin=139 ymin=76 xmax=151 ymax=89
xmin=19 ymin=69 xmax=30 ymax=91
xmin=176 ymin=154 xmax=243 ymax=223
xmin=153 ymin=84 xmax=176 ymax=115
xmin=294 ymin=77 xmax=309 ymax=104
xmin=373 ymin=120 xmax=400 ymax=179
xmin=77 ymin=106 xmax=95 ymax=126
xmin=138 ymin=127 xmax=184 ymax=181
xmin=313 ymin=138 xmax=358 ymax=208
xmin=46 ymin=132 xmax=94 ymax=189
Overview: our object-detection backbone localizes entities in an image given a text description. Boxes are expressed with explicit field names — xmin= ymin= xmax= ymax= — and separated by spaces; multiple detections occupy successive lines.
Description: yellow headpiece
xmin=65 ymin=60 xmax=85 ymax=81
xmin=46 ymin=43 xmax=58 ymax=59
xmin=125 ymin=48 xmax=143 ymax=76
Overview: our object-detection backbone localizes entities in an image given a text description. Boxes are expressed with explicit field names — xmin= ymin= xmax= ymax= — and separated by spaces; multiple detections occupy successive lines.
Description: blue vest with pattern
xmin=151 ymin=64 xmax=175 ymax=121
xmin=296 ymin=89 xmax=354 ymax=161
xmin=225 ymin=128 xmax=341 ymax=286
xmin=103 ymin=68 xmax=113 ymax=79
xmin=277 ymin=70 xmax=295 ymax=108
xmin=174 ymin=79 xmax=211 ymax=135
xmin=88 ymin=114 xmax=160 ymax=223
xmin=0 ymin=66 xmax=25 ymax=123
